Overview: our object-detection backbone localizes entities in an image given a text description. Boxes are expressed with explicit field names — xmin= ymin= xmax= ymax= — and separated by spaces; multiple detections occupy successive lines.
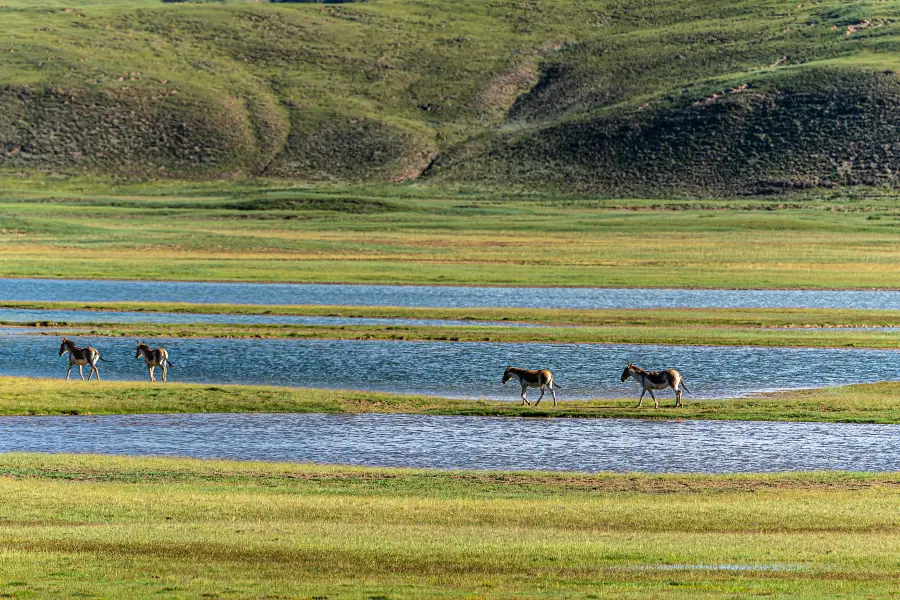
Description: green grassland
xmin=3 ymin=376 xmax=900 ymax=423
xmin=0 ymin=453 xmax=894 ymax=598
xmin=14 ymin=301 xmax=900 ymax=348
xmin=12 ymin=301 xmax=900 ymax=327
xmin=7 ymin=185 xmax=900 ymax=287
xmin=24 ymin=319 xmax=900 ymax=349
xmin=2 ymin=1 xmax=900 ymax=194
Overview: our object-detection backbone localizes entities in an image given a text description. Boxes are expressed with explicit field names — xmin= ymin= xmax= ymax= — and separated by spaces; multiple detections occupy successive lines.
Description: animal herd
xmin=58 ymin=338 xmax=173 ymax=382
xmin=59 ymin=336 xmax=687 ymax=408
xmin=503 ymin=362 xmax=690 ymax=409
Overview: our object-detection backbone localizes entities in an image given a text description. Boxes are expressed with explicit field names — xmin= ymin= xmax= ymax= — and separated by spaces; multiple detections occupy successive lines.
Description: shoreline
xmin=2 ymin=274 xmax=899 ymax=291
xmin=0 ymin=377 xmax=898 ymax=424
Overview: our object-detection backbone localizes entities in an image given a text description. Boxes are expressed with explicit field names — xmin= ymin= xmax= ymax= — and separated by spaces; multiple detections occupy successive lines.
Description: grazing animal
xmin=135 ymin=342 xmax=174 ymax=382
xmin=58 ymin=337 xmax=106 ymax=381
xmin=502 ymin=366 xmax=561 ymax=407
xmin=620 ymin=362 xmax=690 ymax=408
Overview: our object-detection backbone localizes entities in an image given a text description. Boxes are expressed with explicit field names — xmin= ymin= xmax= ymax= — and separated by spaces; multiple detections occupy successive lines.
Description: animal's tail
xmin=680 ymin=379 xmax=690 ymax=394
xmin=97 ymin=354 xmax=109 ymax=363
xmin=551 ymin=379 xmax=562 ymax=389
xmin=166 ymin=359 xmax=175 ymax=368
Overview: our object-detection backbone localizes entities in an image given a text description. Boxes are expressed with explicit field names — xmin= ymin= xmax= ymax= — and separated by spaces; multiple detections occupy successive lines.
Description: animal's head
xmin=502 ymin=366 xmax=513 ymax=384
xmin=58 ymin=337 xmax=70 ymax=356
xmin=620 ymin=362 xmax=634 ymax=383
xmin=135 ymin=342 xmax=148 ymax=359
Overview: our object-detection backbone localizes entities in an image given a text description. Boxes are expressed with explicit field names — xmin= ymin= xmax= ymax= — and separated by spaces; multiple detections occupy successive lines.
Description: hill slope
xmin=2 ymin=0 xmax=900 ymax=195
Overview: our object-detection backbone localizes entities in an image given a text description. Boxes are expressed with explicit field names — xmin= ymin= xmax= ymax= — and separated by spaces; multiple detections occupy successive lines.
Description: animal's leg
xmin=65 ymin=364 xmax=73 ymax=381
xmin=635 ymin=389 xmax=645 ymax=408
xmin=78 ymin=365 xmax=85 ymax=381
xmin=162 ymin=364 xmax=167 ymax=383
xmin=649 ymin=388 xmax=658 ymax=409
xmin=92 ymin=366 xmax=101 ymax=381
xmin=535 ymin=386 xmax=545 ymax=406
xmin=88 ymin=366 xmax=94 ymax=381
xmin=148 ymin=366 xmax=156 ymax=382
xmin=551 ymin=387 xmax=558 ymax=407
xmin=675 ymin=387 xmax=683 ymax=407
xmin=521 ymin=385 xmax=530 ymax=406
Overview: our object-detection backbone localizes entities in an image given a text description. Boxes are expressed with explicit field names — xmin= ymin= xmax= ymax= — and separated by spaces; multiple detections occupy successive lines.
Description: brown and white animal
xmin=58 ymin=337 xmax=106 ymax=381
xmin=502 ymin=366 xmax=561 ymax=407
xmin=135 ymin=342 xmax=174 ymax=382
xmin=620 ymin=362 xmax=690 ymax=408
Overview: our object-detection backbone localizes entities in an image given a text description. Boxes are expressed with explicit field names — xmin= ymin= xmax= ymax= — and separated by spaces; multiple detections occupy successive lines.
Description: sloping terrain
xmin=2 ymin=0 xmax=900 ymax=194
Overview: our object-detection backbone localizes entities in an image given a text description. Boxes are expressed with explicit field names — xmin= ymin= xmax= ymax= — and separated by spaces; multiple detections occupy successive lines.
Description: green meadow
xmin=0 ymin=453 xmax=894 ymax=599
xmin=5 ymin=183 xmax=900 ymax=288
xmin=2 ymin=377 xmax=900 ymax=424
xmin=2 ymin=2 xmax=900 ymax=596
xmin=20 ymin=318 xmax=900 ymax=349
xmin=9 ymin=301 xmax=900 ymax=349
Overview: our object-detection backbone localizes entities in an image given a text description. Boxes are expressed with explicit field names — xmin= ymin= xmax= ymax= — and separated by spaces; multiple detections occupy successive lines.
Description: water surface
xmin=5 ymin=278 xmax=900 ymax=309
xmin=4 ymin=329 xmax=899 ymax=399
xmin=2 ymin=413 xmax=895 ymax=473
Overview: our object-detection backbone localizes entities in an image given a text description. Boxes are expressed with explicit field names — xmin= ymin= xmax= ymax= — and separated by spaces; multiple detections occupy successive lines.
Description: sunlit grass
xmin=1 ymin=376 xmax=900 ymax=423
xmin=10 ymin=301 xmax=900 ymax=348
xmin=0 ymin=453 xmax=893 ymax=598
xmin=5 ymin=186 xmax=900 ymax=287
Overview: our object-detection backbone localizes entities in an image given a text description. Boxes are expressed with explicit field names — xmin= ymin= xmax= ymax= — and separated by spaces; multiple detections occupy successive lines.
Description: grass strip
xmin=2 ymin=376 xmax=900 ymax=424
xmin=18 ymin=320 xmax=900 ymax=350
xmin=0 ymin=453 xmax=894 ymax=599
xmin=9 ymin=302 xmax=900 ymax=327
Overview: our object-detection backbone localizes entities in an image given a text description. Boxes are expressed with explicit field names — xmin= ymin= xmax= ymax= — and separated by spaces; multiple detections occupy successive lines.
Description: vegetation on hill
xmin=3 ymin=1 xmax=900 ymax=194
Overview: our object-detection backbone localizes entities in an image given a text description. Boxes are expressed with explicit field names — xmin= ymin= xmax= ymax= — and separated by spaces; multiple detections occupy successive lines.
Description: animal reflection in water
xmin=58 ymin=337 xmax=107 ymax=381
xmin=136 ymin=342 xmax=174 ymax=382
xmin=502 ymin=366 xmax=562 ymax=407
xmin=621 ymin=362 xmax=690 ymax=408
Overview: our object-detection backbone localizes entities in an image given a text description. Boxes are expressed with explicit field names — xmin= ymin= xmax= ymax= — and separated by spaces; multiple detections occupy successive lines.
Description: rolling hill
xmin=2 ymin=0 xmax=900 ymax=195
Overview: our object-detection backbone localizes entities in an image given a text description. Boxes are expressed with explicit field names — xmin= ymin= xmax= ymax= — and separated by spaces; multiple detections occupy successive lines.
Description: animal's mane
xmin=629 ymin=364 xmax=663 ymax=375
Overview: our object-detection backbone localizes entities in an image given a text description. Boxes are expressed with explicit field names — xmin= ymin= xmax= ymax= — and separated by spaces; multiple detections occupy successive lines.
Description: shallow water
xmin=2 ymin=413 xmax=896 ymax=473
xmin=5 ymin=278 xmax=900 ymax=309
xmin=0 ymin=308 xmax=527 ymax=328
xmin=5 ymin=329 xmax=900 ymax=399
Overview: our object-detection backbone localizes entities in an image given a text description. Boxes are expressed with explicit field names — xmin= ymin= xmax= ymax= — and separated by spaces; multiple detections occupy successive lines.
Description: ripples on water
xmin=3 ymin=330 xmax=899 ymax=399
xmin=4 ymin=278 xmax=900 ymax=309
xmin=1 ymin=413 xmax=895 ymax=473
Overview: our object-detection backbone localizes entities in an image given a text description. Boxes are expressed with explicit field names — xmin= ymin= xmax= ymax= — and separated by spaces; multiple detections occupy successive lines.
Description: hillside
xmin=2 ymin=0 xmax=900 ymax=195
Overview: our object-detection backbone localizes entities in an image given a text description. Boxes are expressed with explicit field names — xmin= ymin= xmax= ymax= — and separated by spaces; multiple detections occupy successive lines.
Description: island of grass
xmin=2 ymin=377 xmax=899 ymax=424
xmin=9 ymin=302 xmax=900 ymax=349
xmin=0 ymin=453 xmax=895 ymax=599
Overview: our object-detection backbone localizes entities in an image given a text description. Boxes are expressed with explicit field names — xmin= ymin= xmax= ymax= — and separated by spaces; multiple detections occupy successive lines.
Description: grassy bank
xmin=3 ymin=377 xmax=900 ymax=424
xmin=7 ymin=186 xmax=900 ymax=288
xmin=11 ymin=301 xmax=900 ymax=327
xmin=13 ymin=302 xmax=900 ymax=349
xmin=22 ymin=319 xmax=900 ymax=350
xmin=0 ymin=453 xmax=895 ymax=598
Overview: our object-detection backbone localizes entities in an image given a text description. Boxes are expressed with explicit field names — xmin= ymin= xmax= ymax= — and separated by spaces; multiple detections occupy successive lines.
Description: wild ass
xmin=135 ymin=342 xmax=174 ymax=382
xmin=58 ymin=337 xmax=106 ymax=381
xmin=502 ymin=366 xmax=561 ymax=407
xmin=620 ymin=362 xmax=690 ymax=408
